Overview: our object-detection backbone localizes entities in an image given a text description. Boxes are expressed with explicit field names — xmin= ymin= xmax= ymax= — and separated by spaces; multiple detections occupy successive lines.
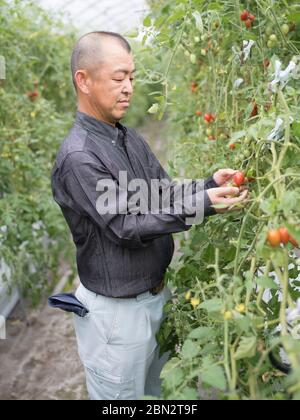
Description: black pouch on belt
xmin=48 ymin=293 xmax=89 ymax=318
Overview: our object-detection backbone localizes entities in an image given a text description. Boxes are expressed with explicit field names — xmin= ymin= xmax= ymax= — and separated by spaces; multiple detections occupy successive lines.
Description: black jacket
xmin=51 ymin=111 xmax=217 ymax=297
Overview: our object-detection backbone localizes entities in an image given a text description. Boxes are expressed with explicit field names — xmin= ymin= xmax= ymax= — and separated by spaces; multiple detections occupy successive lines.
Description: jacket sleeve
xmin=58 ymin=151 xmax=214 ymax=249
xmin=138 ymin=134 xmax=216 ymax=217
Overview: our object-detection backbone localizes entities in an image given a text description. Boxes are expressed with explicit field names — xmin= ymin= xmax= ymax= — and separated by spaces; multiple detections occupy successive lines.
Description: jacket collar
xmin=75 ymin=111 xmax=127 ymax=144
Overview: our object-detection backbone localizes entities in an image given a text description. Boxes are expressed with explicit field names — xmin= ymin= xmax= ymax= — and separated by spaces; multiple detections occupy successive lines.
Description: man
xmin=51 ymin=31 xmax=248 ymax=400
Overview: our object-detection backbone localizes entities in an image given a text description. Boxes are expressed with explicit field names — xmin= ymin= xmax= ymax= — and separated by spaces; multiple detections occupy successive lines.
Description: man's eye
xmin=114 ymin=79 xmax=124 ymax=82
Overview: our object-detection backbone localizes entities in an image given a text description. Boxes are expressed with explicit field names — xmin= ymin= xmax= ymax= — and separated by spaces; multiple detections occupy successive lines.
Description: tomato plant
xmin=0 ymin=0 xmax=78 ymax=303
xmin=138 ymin=0 xmax=300 ymax=400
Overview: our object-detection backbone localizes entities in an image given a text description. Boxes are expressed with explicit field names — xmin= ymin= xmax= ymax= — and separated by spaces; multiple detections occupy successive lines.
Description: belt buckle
xmin=150 ymin=279 xmax=164 ymax=296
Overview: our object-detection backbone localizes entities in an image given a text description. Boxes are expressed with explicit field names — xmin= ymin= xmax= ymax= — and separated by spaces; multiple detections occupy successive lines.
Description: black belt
xmin=117 ymin=279 xmax=165 ymax=299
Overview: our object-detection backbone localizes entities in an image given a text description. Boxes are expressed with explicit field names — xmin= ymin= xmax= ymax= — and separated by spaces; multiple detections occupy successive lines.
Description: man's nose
xmin=122 ymin=78 xmax=134 ymax=95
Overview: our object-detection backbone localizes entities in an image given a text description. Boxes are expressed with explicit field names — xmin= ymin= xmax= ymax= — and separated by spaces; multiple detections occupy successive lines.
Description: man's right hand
xmin=207 ymin=187 xmax=249 ymax=214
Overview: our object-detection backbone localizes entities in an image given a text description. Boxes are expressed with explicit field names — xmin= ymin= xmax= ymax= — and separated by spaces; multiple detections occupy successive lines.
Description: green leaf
xmin=163 ymin=367 xmax=184 ymax=389
xmin=208 ymin=2 xmax=222 ymax=10
xmin=256 ymin=276 xmax=279 ymax=290
xmin=143 ymin=16 xmax=152 ymax=27
xmin=181 ymin=339 xmax=200 ymax=359
xmin=167 ymin=4 xmax=186 ymax=24
xmin=260 ymin=196 xmax=278 ymax=216
xmin=292 ymin=121 xmax=300 ymax=138
xmin=161 ymin=357 xmax=184 ymax=388
xmin=201 ymin=365 xmax=227 ymax=391
xmin=288 ymin=12 xmax=300 ymax=23
xmin=188 ymin=326 xmax=216 ymax=340
xmin=178 ymin=387 xmax=199 ymax=400
xmin=234 ymin=336 xmax=257 ymax=361
xmin=235 ymin=315 xmax=252 ymax=334
xmin=200 ymin=298 xmax=223 ymax=313
xmin=278 ymin=191 xmax=298 ymax=215
xmin=230 ymin=130 xmax=246 ymax=141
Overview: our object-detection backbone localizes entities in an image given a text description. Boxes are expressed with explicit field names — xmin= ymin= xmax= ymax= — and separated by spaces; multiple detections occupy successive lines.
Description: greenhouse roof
xmin=37 ymin=0 xmax=149 ymax=35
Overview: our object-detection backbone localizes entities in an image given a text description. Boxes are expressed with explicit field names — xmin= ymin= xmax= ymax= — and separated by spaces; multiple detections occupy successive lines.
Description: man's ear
xmin=75 ymin=70 xmax=90 ymax=95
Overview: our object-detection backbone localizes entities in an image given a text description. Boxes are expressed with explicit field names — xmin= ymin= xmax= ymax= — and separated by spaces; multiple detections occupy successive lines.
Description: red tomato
xmin=233 ymin=171 xmax=246 ymax=187
xmin=27 ymin=91 xmax=39 ymax=101
xmin=240 ymin=10 xmax=249 ymax=21
xmin=190 ymin=82 xmax=198 ymax=93
xmin=245 ymin=19 xmax=252 ymax=29
xmin=204 ymin=113 xmax=212 ymax=123
xmin=267 ymin=230 xmax=281 ymax=247
xmin=248 ymin=14 xmax=255 ymax=21
xmin=229 ymin=143 xmax=236 ymax=150
xmin=278 ymin=227 xmax=290 ymax=245
xmin=195 ymin=110 xmax=202 ymax=117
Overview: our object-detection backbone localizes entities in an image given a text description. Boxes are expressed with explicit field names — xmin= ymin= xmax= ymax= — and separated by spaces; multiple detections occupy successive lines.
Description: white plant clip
xmin=286 ymin=299 xmax=300 ymax=324
xmin=267 ymin=117 xmax=284 ymax=141
xmin=267 ymin=116 xmax=294 ymax=141
xmin=242 ymin=40 xmax=255 ymax=62
xmin=233 ymin=78 xmax=244 ymax=89
xmin=269 ymin=60 xmax=297 ymax=92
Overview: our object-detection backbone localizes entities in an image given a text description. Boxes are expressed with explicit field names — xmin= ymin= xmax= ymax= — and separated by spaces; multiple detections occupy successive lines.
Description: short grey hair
xmin=71 ymin=31 xmax=132 ymax=90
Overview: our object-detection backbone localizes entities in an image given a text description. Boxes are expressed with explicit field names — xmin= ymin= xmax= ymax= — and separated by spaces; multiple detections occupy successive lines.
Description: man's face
xmin=87 ymin=43 xmax=135 ymax=125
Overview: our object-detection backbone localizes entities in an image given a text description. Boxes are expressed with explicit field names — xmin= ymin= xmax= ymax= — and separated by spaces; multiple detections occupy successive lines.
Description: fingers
xmin=222 ymin=168 xmax=238 ymax=176
xmin=216 ymin=187 xmax=240 ymax=197
xmin=226 ymin=189 xmax=249 ymax=205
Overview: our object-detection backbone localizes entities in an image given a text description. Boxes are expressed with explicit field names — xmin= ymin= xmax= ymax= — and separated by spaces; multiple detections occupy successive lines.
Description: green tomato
xmin=269 ymin=34 xmax=278 ymax=42
xmin=281 ymin=24 xmax=290 ymax=35
xmin=266 ymin=26 xmax=273 ymax=36
xmin=267 ymin=40 xmax=275 ymax=48
xmin=190 ymin=54 xmax=197 ymax=64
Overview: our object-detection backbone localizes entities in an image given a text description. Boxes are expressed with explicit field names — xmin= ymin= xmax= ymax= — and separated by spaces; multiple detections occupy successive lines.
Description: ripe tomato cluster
xmin=27 ymin=90 xmax=39 ymax=101
xmin=204 ymin=113 xmax=216 ymax=123
xmin=267 ymin=228 xmax=299 ymax=248
xmin=240 ymin=10 xmax=255 ymax=29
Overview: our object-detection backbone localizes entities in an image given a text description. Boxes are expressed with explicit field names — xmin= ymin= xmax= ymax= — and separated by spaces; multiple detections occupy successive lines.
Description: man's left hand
xmin=213 ymin=169 xmax=238 ymax=187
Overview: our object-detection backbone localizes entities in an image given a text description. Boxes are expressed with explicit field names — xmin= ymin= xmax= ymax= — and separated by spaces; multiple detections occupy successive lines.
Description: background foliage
xmin=138 ymin=0 xmax=300 ymax=400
